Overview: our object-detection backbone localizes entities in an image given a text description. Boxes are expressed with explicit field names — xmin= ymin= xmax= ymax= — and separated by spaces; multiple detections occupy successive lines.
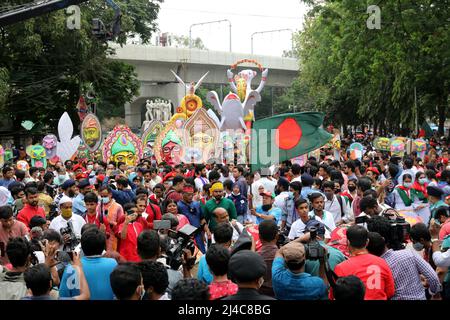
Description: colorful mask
xmin=374 ymin=137 xmax=391 ymax=151
xmin=103 ymin=125 xmax=142 ymax=167
xmin=161 ymin=130 xmax=182 ymax=166
xmin=42 ymin=134 xmax=58 ymax=164
xmin=28 ymin=145 xmax=47 ymax=168
xmin=413 ymin=139 xmax=427 ymax=159
xmin=390 ymin=137 xmax=406 ymax=157
xmin=16 ymin=160 xmax=30 ymax=171
xmin=81 ymin=114 xmax=102 ymax=151
xmin=349 ymin=143 xmax=364 ymax=161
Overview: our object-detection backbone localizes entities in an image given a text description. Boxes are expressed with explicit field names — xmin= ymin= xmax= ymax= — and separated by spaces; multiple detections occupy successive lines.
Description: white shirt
xmin=149 ymin=175 xmax=162 ymax=190
xmin=49 ymin=214 xmax=86 ymax=239
xmin=194 ymin=176 xmax=209 ymax=192
xmin=274 ymin=191 xmax=290 ymax=221
xmin=288 ymin=218 xmax=308 ymax=240
xmin=258 ymin=177 xmax=277 ymax=194
xmin=433 ymin=249 xmax=450 ymax=268
xmin=291 ymin=176 xmax=302 ymax=183
xmin=325 ymin=194 xmax=352 ymax=224
xmin=211 ymin=221 xmax=244 ymax=243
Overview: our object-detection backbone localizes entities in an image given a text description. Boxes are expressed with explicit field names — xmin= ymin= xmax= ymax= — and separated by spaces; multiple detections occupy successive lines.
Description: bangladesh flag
xmin=250 ymin=112 xmax=332 ymax=172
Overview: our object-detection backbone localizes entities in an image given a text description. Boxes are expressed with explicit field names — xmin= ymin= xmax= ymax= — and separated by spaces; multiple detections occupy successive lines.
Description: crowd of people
xmin=0 ymin=134 xmax=450 ymax=301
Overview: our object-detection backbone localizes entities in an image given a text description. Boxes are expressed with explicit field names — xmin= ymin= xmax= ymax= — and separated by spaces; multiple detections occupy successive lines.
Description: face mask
xmin=418 ymin=178 xmax=427 ymax=185
xmin=325 ymin=192 xmax=334 ymax=201
xmin=403 ymin=182 xmax=412 ymax=188
xmin=101 ymin=197 xmax=110 ymax=204
xmin=413 ymin=242 xmax=424 ymax=251
xmin=87 ymin=165 xmax=94 ymax=171
xmin=348 ymin=186 xmax=356 ymax=192
xmin=166 ymin=181 xmax=173 ymax=187
xmin=262 ymin=204 xmax=272 ymax=211
xmin=334 ymin=189 xmax=341 ymax=194
xmin=61 ymin=208 xmax=72 ymax=219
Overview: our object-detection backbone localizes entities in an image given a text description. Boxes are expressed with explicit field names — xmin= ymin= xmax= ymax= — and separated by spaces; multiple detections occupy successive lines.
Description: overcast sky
xmin=153 ymin=0 xmax=310 ymax=56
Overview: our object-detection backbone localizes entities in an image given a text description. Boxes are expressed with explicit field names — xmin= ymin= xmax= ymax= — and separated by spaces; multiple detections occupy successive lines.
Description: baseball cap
xmin=78 ymin=179 xmax=91 ymax=189
xmin=280 ymin=241 xmax=306 ymax=263
xmin=260 ymin=191 xmax=275 ymax=198
xmin=61 ymin=179 xmax=76 ymax=190
xmin=228 ymin=250 xmax=266 ymax=283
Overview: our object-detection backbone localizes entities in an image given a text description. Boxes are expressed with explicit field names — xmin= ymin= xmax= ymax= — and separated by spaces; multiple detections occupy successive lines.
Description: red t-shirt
xmin=208 ymin=280 xmax=238 ymax=300
xmin=17 ymin=204 xmax=46 ymax=229
xmin=145 ymin=204 xmax=162 ymax=229
xmin=84 ymin=212 xmax=111 ymax=237
xmin=330 ymin=253 xmax=395 ymax=300
xmin=439 ymin=219 xmax=450 ymax=240
xmin=116 ymin=221 xmax=144 ymax=262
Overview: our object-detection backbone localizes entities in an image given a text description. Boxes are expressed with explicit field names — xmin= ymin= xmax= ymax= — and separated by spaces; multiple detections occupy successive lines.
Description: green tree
xmin=0 ymin=0 xmax=162 ymax=133
xmin=171 ymin=34 xmax=207 ymax=50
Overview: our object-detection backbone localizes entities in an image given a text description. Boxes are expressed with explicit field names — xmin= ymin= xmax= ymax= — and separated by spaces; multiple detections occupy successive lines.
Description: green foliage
xmin=0 ymin=0 xmax=161 ymax=132
xmin=171 ymin=34 xmax=207 ymax=50
xmin=280 ymin=0 xmax=450 ymax=135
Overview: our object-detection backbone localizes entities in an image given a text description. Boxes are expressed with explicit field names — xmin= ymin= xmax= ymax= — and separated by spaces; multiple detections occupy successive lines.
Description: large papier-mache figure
xmin=42 ymin=134 xmax=59 ymax=164
xmin=141 ymin=120 xmax=164 ymax=159
xmin=27 ymin=145 xmax=47 ymax=168
xmin=154 ymin=120 xmax=183 ymax=166
xmin=81 ymin=113 xmax=102 ymax=152
xmin=103 ymin=125 xmax=142 ymax=166
xmin=56 ymin=112 xmax=82 ymax=162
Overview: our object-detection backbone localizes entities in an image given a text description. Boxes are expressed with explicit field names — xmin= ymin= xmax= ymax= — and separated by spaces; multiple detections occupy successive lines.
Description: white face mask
xmin=403 ymin=182 xmax=413 ymax=188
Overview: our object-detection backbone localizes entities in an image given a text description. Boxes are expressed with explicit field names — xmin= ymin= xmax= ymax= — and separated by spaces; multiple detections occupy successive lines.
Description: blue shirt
xmin=72 ymin=193 xmax=86 ymax=216
xmin=197 ymin=255 xmax=213 ymax=284
xmin=178 ymin=200 xmax=206 ymax=253
xmin=256 ymin=205 xmax=282 ymax=225
xmin=272 ymin=257 xmax=327 ymax=300
xmin=59 ymin=256 xmax=117 ymax=300
xmin=0 ymin=179 xmax=14 ymax=188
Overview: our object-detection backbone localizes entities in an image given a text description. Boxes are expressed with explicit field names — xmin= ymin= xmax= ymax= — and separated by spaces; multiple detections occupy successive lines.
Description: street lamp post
xmin=251 ymin=28 xmax=293 ymax=54
xmin=189 ymin=19 xmax=232 ymax=52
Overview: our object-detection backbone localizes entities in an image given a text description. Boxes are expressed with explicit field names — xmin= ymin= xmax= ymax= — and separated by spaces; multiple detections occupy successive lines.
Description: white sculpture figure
xmin=145 ymin=99 xmax=155 ymax=121
xmin=206 ymin=90 xmax=261 ymax=131
xmin=170 ymin=70 xmax=209 ymax=95
xmin=162 ymin=100 xmax=172 ymax=122
xmin=56 ymin=112 xmax=82 ymax=162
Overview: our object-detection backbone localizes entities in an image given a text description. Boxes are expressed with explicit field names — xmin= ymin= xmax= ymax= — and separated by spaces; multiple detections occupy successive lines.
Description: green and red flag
xmin=250 ymin=112 xmax=332 ymax=172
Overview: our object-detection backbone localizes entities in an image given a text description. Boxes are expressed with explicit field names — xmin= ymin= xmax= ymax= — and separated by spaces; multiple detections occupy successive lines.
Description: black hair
xmin=123 ymin=202 xmax=137 ymax=213
xmin=137 ymin=230 xmax=160 ymax=259
xmin=6 ymin=237 xmax=31 ymax=268
xmin=357 ymin=177 xmax=372 ymax=192
xmin=172 ymin=175 xmax=184 ymax=186
xmin=359 ymin=196 xmax=378 ymax=212
xmin=208 ymin=170 xmax=221 ymax=182
xmin=346 ymin=225 xmax=368 ymax=249
xmin=25 ymin=187 xmax=38 ymax=197
xmin=99 ymin=185 xmax=113 ymax=194
xmin=344 ymin=160 xmax=356 ymax=172
xmin=43 ymin=229 xmax=62 ymax=244
xmin=213 ymin=222 xmax=233 ymax=244
xmin=10 ymin=185 xmax=24 ymax=198
xmin=110 ymin=264 xmax=142 ymax=300
xmin=84 ymin=192 xmax=98 ymax=204
xmin=81 ymin=223 xmax=98 ymax=235
xmin=330 ymin=170 xmax=344 ymax=185
xmin=363 ymin=188 xmax=378 ymax=199
xmin=294 ymin=198 xmax=308 ymax=209
xmin=0 ymin=205 xmax=13 ymax=219
xmin=138 ymin=261 xmax=168 ymax=295
xmin=234 ymin=166 xmax=244 ymax=175
xmin=43 ymin=172 xmax=54 ymax=184
xmin=308 ymin=192 xmax=324 ymax=203
xmin=322 ymin=180 xmax=335 ymax=190
xmin=289 ymin=181 xmax=302 ymax=193
xmin=81 ymin=228 xmax=106 ymax=256
xmin=205 ymin=244 xmax=231 ymax=276
xmin=2 ymin=165 xmax=13 ymax=175
xmin=171 ymin=278 xmax=210 ymax=300
xmin=195 ymin=164 xmax=206 ymax=175
xmin=402 ymin=173 xmax=413 ymax=182
xmin=333 ymin=275 xmax=365 ymax=300
xmin=223 ymin=179 xmax=234 ymax=191
xmin=203 ymin=183 xmax=211 ymax=195
xmin=291 ymin=163 xmax=301 ymax=175
xmin=15 ymin=170 xmax=26 ymax=181
xmin=425 ymin=169 xmax=436 ymax=181
xmin=29 ymin=167 xmax=39 ymax=176
xmin=312 ymin=177 xmax=322 ymax=189
xmin=435 ymin=207 xmax=449 ymax=220
xmin=153 ymin=183 xmax=165 ymax=192
xmin=388 ymin=164 xmax=399 ymax=179
xmin=367 ymin=232 xmax=386 ymax=257
xmin=258 ymin=220 xmax=278 ymax=242
xmin=29 ymin=215 xmax=47 ymax=229
xmin=404 ymin=158 xmax=413 ymax=169
xmin=135 ymin=187 xmax=149 ymax=197
xmin=409 ymin=223 xmax=431 ymax=242
xmin=24 ymin=263 xmax=52 ymax=296
xmin=116 ymin=177 xmax=129 ymax=188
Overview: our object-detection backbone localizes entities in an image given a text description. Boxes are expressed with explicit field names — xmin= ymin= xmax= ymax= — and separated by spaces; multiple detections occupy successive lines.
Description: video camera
xmin=60 ymin=221 xmax=79 ymax=252
xmin=304 ymin=226 xmax=326 ymax=260
xmin=382 ymin=212 xmax=410 ymax=250
xmin=166 ymin=224 xmax=202 ymax=270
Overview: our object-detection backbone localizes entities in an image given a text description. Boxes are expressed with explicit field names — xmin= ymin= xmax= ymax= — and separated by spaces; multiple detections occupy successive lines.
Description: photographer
xmin=48 ymin=196 xmax=85 ymax=251
xmin=366 ymin=216 xmax=441 ymax=300
xmin=272 ymin=240 xmax=328 ymax=300
xmin=116 ymin=203 xmax=144 ymax=262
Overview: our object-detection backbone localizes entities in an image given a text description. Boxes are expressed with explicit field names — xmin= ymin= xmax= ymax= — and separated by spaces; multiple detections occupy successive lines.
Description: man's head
xmin=356 ymin=178 xmax=372 ymax=197
xmin=182 ymin=184 xmax=195 ymax=203
xmin=24 ymin=263 xmax=52 ymax=296
xmin=289 ymin=181 xmax=302 ymax=198
xmin=81 ymin=228 xmax=106 ymax=256
xmin=208 ymin=170 xmax=221 ymax=184
xmin=6 ymin=237 xmax=32 ymax=269
xmin=43 ymin=229 xmax=63 ymax=248
xmin=84 ymin=192 xmax=98 ymax=215
xmin=135 ymin=194 xmax=148 ymax=214
xmin=427 ymin=186 xmax=444 ymax=204
xmin=2 ymin=166 xmax=14 ymax=179
xmin=346 ymin=225 xmax=369 ymax=251
xmin=137 ymin=230 xmax=160 ymax=260
xmin=116 ymin=177 xmax=129 ymax=190
xmin=276 ymin=177 xmax=290 ymax=193
xmin=409 ymin=223 xmax=432 ymax=251
xmin=366 ymin=232 xmax=386 ymax=257
xmin=213 ymin=207 xmax=229 ymax=225
xmin=318 ymin=164 xmax=330 ymax=179
xmin=291 ymin=163 xmax=301 ymax=176
xmin=172 ymin=175 xmax=185 ymax=192
xmin=435 ymin=207 xmax=449 ymax=225
xmin=62 ymin=179 xmax=77 ymax=198
xmin=152 ymin=184 xmax=165 ymax=199
xmin=258 ymin=220 xmax=278 ymax=244
xmin=359 ymin=196 xmax=379 ymax=216
xmin=206 ymin=244 xmax=231 ymax=277
xmin=279 ymin=241 xmax=306 ymax=273
xmin=138 ymin=260 xmax=168 ymax=300
xmin=295 ymin=198 xmax=309 ymax=222
xmin=195 ymin=164 xmax=207 ymax=178
xmin=213 ymin=222 xmax=233 ymax=247
xmin=232 ymin=166 xmax=244 ymax=180
xmin=171 ymin=278 xmax=210 ymax=300
xmin=322 ymin=181 xmax=335 ymax=201
xmin=309 ymin=192 xmax=325 ymax=212
xmin=110 ymin=264 xmax=144 ymax=300
xmin=228 ymin=250 xmax=266 ymax=289
xmin=333 ymin=275 xmax=366 ymax=300
xmin=59 ymin=196 xmax=73 ymax=220
xmin=260 ymin=191 xmax=275 ymax=208
xmin=210 ymin=181 xmax=224 ymax=202
xmin=10 ymin=185 xmax=25 ymax=201
xmin=343 ymin=160 xmax=355 ymax=175
xmin=25 ymin=187 xmax=39 ymax=207
xmin=0 ymin=205 xmax=14 ymax=230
